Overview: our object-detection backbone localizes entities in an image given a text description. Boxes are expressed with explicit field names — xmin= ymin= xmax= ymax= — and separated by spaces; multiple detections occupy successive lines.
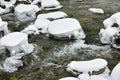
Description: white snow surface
xmin=66 ymin=58 xmax=108 ymax=74
xmin=37 ymin=11 xmax=67 ymax=20
xmin=0 ymin=32 xmax=34 ymax=56
xmin=103 ymin=12 xmax=120 ymax=28
xmin=89 ymin=75 xmax=108 ymax=80
xmin=0 ymin=0 xmax=16 ymax=7
xmin=78 ymin=73 xmax=90 ymax=80
xmin=110 ymin=63 xmax=120 ymax=80
xmin=15 ymin=4 xmax=40 ymax=21
xmin=48 ymin=18 xmax=86 ymax=39
xmin=99 ymin=27 xmax=120 ymax=44
xmin=59 ymin=77 xmax=79 ymax=80
xmin=41 ymin=0 xmax=62 ymax=10
xmin=0 ymin=17 xmax=9 ymax=35
xmin=35 ymin=18 xmax=51 ymax=29
xmin=89 ymin=8 xmax=104 ymax=14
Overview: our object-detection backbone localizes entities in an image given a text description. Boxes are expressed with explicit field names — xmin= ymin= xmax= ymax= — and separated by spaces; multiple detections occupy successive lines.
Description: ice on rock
xmin=41 ymin=0 xmax=62 ymax=10
xmin=103 ymin=12 xmax=120 ymax=28
xmin=21 ymin=25 xmax=39 ymax=35
xmin=66 ymin=58 xmax=108 ymax=75
xmin=48 ymin=18 xmax=86 ymax=39
xmin=88 ymin=8 xmax=104 ymax=14
xmin=59 ymin=77 xmax=79 ymax=80
xmin=99 ymin=27 xmax=120 ymax=44
xmin=37 ymin=11 xmax=67 ymax=20
xmin=0 ymin=17 xmax=9 ymax=37
xmin=110 ymin=63 xmax=120 ymax=80
xmin=0 ymin=32 xmax=34 ymax=56
xmin=15 ymin=4 xmax=40 ymax=21
xmin=3 ymin=53 xmax=24 ymax=73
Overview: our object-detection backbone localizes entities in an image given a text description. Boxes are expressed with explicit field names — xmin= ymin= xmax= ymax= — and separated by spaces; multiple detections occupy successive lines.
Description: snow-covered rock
xmin=48 ymin=18 xmax=86 ymax=39
xmin=21 ymin=25 xmax=39 ymax=35
xmin=88 ymin=8 xmax=104 ymax=14
xmin=110 ymin=63 xmax=120 ymax=80
xmin=37 ymin=11 xmax=67 ymax=20
xmin=99 ymin=27 xmax=120 ymax=44
xmin=31 ymin=0 xmax=40 ymax=5
xmin=15 ymin=4 xmax=40 ymax=21
xmin=0 ymin=0 xmax=16 ymax=8
xmin=66 ymin=58 xmax=108 ymax=75
xmin=35 ymin=18 xmax=51 ymax=29
xmin=41 ymin=0 xmax=62 ymax=10
xmin=0 ymin=32 xmax=34 ymax=56
xmin=59 ymin=77 xmax=79 ymax=80
xmin=78 ymin=73 xmax=90 ymax=80
xmin=0 ymin=17 xmax=9 ymax=37
xmin=89 ymin=75 xmax=108 ymax=80
xmin=3 ymin=53 xmax=24 ymax=73
xmin=103 ymin=12 xmax=120 ymax=28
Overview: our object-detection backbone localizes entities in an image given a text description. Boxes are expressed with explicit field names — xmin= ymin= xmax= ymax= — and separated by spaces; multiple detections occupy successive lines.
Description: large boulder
xmin=48 ymin=18 xmax=86 ymax=39
xmin=0 ymin=32 xmax=34 ymax=56
xmin=15 ymin=4 xmax=40 ymax=21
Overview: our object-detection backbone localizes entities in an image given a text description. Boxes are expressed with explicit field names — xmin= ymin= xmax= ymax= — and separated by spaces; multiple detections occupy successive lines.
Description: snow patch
xmin=89 ymin=8 xmax=104 ymax=14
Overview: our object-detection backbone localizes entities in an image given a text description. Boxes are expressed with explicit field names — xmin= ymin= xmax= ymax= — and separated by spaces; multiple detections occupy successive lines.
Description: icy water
xmin=0 ymin=0 xmax=120 ymax=80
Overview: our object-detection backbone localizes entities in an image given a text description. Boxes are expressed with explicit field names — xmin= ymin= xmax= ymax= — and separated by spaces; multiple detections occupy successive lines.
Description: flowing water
xmin=0 ymin=0 xmax=120 ymax=80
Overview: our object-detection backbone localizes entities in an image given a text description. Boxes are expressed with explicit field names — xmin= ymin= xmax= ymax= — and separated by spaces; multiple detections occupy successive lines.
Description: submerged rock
xmin=0 ymin=32 xmax=34 ymax=56
xmin=48 ymin=18 xmax=86 ymax=39
xmin=15 ymin=4 xmax=40 ymax=21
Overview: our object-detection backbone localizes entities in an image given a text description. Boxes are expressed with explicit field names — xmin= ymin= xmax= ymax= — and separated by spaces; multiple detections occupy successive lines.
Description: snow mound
xmin=59 ymin=77 xmax=79 ymax=80
xmin=66 ymin=58 xmax=108 ymax=75
xmin=41 ymin=0 xmax=62 ymax=10
xmin=99 ymin=27 xmax=120 ymax=44
xmin=37 ymin=11 xmax=67 ymax=20
xmin=110 ymin=63 xmax=120 ymax=80
xmin=103 ymin=12 xmax=120 ymax=28
xmin=89 ymin=8 xmax=104 ymax=14
xmin=15 ymin=4 xmax=40 ymax=21
xmin=0 ymin=32 xmax=34 ymax=56
xmin=78 ymin=73 xmax=90 ymax=80
xmin=48 ymin=18 xmax=86 ymax=39
xmin=0 ymin=17 xmax=9 ymax=36
xmin=90 ymin=75 xmax=108 ymax=80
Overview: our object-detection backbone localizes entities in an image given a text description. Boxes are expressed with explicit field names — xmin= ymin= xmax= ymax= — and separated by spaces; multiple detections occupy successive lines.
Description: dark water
xmin=0 ymin=0 xmax=120 ymax=80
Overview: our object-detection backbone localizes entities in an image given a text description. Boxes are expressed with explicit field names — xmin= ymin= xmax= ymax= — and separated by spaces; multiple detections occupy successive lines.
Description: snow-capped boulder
xmin=21 ymin=25 xmax=39 ymax=35
xmin=15 ymin=4 xmax=40 ymax=21
xmin=110 ymin=63 xmax=120 ymax=80
xmin=0 ymin=0 xmax=16 ymax=8
xmin=88 ymin=8 xmax=104 ymax=14
xmin=41 ymin=0 xmax=62 ymax=10
xmin=3 ymin=53 xmax=24 ymax=73
xmin=48 ymin=18 xmax=86 ymax=39
xmin=35 ymin=18 xmax=51 ymax=29
xmin=0 ymin=32 xmax=34 ymax=56
xmin=78 ymin=73 xmax=90 ymax=80
xmin=99 ymin=27 xmax=120 ymax=44
xmin=0 ymin=17 xmax=9 ymax=37
xmin=31 ymin=0 xmax=40 ymax=5
xmin=66 ymin=58 xmax=108 ymax=76
xmin=103 ymin=12 xmax=120 ymax=28
xmin=37 ymin=11 xmax=67 ymax=20
xmin=89 ymin=75 xmax=108 ymax=80
xmin=59 ymin=77 xmax=79 ymax=80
